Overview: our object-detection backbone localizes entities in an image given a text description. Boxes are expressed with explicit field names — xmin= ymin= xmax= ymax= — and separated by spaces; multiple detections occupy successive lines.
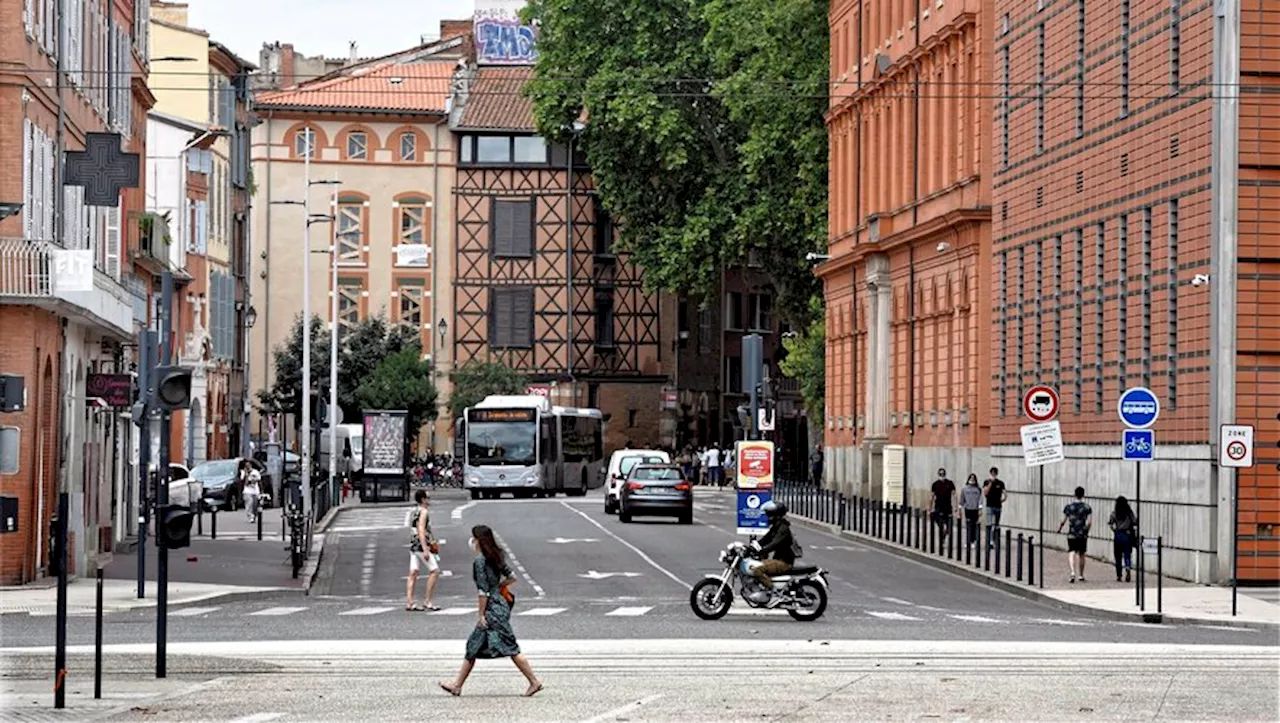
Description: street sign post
xmin=1023 ymin=385 xmax=1061 ymax=423
xmin=1122 ymin=429 xmax=1155 ymax=462
xmin=735 ymin=440 xmax=775 ymax=490
xmin=1118 ymin=387 xmax=1160 ymax=429
xmin=1219 ymin=424 xmax=1255 ymax=468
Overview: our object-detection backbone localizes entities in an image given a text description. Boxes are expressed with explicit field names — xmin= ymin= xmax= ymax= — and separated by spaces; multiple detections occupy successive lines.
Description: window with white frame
xmin=399 ymin=132 xmax=416 ymax=162
xmin=336 ymin=197 xmax=366 ymax=264
xmin=395 ymin=197 xmax=430 ymax=267
xmin=294 ymin=127 xmax=316 ymax=158
xmin=396 ymin=279 xmax=425 ymax=333
xmin=337 ymin=277 xmax=364 ymax=336
xmin=346 ymin=132 xmax=368 ymax=160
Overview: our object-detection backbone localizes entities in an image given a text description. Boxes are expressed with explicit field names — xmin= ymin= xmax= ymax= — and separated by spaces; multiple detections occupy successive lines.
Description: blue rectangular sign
xmin=736 ymin=490 xmax=772 ymax=536
xmin=1123 ymin=429 xmax=1155 ymax=461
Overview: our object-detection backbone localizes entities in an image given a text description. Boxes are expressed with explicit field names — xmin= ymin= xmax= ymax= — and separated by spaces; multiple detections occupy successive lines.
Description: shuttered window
xmin=491 ymin=199 xmax=534 ymax=258
xmin=489 ymin=287 xmax=534 ymax=349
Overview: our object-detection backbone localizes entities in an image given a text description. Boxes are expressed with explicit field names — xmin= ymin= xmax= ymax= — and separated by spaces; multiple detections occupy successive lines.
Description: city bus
xmin=456 ymin=395 xmax=606 ymax=500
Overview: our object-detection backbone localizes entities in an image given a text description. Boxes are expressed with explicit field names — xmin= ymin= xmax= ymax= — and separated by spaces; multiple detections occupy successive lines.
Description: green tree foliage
xmin=355 ymin=349 xmax=439 ymax=444
xmin=778 ymin=296 xmax=825 ymax=426
xmin=523 ymin=0 xmax=828 ymax=321
xmin=448 ymin=360 xmax=529 ymax=422
xmin=257 ymin=315 xmax=331 ymax=420
xmin=337 ymin=316 xmax=420 ymax=422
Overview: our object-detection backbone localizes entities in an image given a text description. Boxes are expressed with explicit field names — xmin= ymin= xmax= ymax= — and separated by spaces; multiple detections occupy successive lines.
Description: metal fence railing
xmin=773 ymin=478 xmax=1042 ymax=588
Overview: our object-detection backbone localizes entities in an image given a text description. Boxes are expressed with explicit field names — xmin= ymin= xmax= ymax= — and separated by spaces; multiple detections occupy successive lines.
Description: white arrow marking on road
xmin=451 ymin=501 xmax=477 ymax=521
xmin=578 ymin=571 xmax=643 ymax=580
xmin=548 ymin=537 xmax=600 ymax=544
xmin=866 ymin=611 xmax=922 ymax=621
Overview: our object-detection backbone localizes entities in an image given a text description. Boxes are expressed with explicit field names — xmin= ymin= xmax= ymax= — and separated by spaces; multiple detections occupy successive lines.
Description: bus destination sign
xmin=470 ymin=409 xmax=536 ymax=422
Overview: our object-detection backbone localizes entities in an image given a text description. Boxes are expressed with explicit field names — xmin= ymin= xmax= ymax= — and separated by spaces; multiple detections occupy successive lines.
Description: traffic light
xmin=158 ymin=504 xmax=194 ymax=549
xmin=152 ymin=366 xmax=192 ymax=410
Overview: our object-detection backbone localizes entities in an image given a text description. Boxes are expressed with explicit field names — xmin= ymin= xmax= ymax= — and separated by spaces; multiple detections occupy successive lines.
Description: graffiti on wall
xmin=474 ymin=0 xmax=537 ymax=65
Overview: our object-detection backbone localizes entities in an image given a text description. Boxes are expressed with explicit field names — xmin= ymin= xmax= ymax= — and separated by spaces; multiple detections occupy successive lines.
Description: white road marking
xmin=169 ymin=606 xmax=221 ymax=617
xmin=579 ymin=571 xmax=643 ymax=580
xmin=559 ymin=501 xmax=693 ymax=591
xmin=228 ymin=714 xmax=283 ymax=723
xmin=516 ymin=607 xmax=567 ymax=616
xmin=866 ymin=611 xmax=922 ymax=621
xmin=248 ymin=607 xmax=308 ymax=616
xmin=948 ymin=614 xmax=1002 ymax=624
xmin=338 ymin=607 xmax=396 ymax=616
xmin=880 ymin=596 xmax=915 ymax=606
xmin=724 ymin=607 xmax=790 ymax=617
xmin=496 ymin=532 xmax=546 ymax=599
xmin=451 ymin=501 xmax=477 ymax=521
xmin=400 ymin=571 xmax=453 ymax=579
xmin=1033 ymin=618 xmax=1092 ymax=627
xmin=549 ymin=537 xmax=599 ymax=544
xmin=434 ymin=607 xmax=477 ymax=616
xmin=330 ymin=524 xmax=403 ymax=533
xmin=605 ymin=606 xmax=654 ymax=617
xmin=581 ymin=694 xmax=664 ymax=723
xmin=1196 ymin=624 xmax=1254 ymax=632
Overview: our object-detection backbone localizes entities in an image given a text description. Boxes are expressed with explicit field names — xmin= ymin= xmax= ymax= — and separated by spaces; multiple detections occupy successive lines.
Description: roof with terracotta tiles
xmin=456 ymin=66 xmax=537 ymax=131
xmin=254 ymin=58 xmax=455 ymax=115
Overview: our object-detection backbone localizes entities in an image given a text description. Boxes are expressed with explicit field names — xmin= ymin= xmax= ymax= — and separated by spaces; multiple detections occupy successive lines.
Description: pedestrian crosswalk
xmin=148 ymin=600 xmax=1170 ymax=631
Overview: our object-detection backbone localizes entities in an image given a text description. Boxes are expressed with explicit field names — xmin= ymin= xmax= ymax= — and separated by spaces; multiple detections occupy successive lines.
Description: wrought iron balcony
xmin=0 ymin=237 xmax=135 ymax=338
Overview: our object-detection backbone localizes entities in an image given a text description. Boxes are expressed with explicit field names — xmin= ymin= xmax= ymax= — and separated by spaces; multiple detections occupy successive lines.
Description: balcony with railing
xmin=0 ymin=237 xmax=135 ymax=337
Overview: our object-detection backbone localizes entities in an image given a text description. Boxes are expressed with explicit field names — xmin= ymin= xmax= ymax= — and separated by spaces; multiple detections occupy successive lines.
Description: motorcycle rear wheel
xmin=787 ymin=580 xmax=827 ymax=621
xmin=690 ymin=578 xmax=733 ymax=620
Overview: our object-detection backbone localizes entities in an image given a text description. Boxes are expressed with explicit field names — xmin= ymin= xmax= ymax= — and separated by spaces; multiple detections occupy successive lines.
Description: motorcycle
xmin=689 ymin=540 xmax=830 ymax=621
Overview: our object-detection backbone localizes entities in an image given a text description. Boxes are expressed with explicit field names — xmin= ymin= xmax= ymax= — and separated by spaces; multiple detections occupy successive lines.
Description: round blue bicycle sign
xmin=1118 ymin=387 xmax=1160 ymax=428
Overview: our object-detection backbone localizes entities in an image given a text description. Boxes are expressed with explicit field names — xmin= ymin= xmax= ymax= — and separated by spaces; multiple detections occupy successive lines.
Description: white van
xmin=603 ymin=449 xmax=670 ymax=515
xmin=318 ymin=424 xmax=364 ymax=480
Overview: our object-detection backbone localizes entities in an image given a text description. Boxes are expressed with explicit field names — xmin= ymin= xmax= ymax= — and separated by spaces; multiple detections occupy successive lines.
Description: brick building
xmin=1 ymin=0 xmax=155 ymax=583
xmin=448 ymin=65 xmax=675 ymax=453
xmin=820 ymin=0 xmax=994 ymax=498
xmin=823 ymin=0 xmax=1278 ymax=583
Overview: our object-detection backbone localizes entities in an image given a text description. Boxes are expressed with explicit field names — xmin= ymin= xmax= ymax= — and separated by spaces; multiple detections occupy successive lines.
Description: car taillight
xmin=627 ymin=482 xmax=644 ymax=491
xmin=675 ymin=483 xmax=691 ymax=491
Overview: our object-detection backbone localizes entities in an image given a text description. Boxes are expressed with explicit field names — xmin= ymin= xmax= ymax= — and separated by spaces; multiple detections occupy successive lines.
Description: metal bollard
xmin=1016 ymin=533 xmax=1025 ymax=581
xmin=94 ymin=568 xmax=104 ymax=699
xmin=257 ymin=508 xmax=264 ymax=541
xmin=965 ymin=523 xmax=973 ymax=565
xmin=927 ymin=511 xmax=934 ymax=554
xmin=211 ymin=509 xmax=217 ymax=539
xmin=916 ymin=510 xmax=923 ymax=550
xmin=984 ymin=528 xmax=992 ymax=571
xmin=1024 ymin=536 xmax=1032 ymax=582
xmin=1005 ymin=529 xmax=1013 ymax=577
xmin=196 ymin=505 xmax=203 ymax=536
xmin=1157 ymin=536 xmax=1163 ymax=614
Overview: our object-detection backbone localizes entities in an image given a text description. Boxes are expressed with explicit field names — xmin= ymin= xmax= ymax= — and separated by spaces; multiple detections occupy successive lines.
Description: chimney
xmin=439 ymin=19 xmax=472 ymax=40
xmin=348 ymin=41 xmax=358 ymax=66
xmin=280 ymin=43 xmax=296 ymax=88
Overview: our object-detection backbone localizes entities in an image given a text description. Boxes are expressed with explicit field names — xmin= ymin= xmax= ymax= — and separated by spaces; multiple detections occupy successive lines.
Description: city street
xmin=3 ymin=488 xmax=1277 ymax=721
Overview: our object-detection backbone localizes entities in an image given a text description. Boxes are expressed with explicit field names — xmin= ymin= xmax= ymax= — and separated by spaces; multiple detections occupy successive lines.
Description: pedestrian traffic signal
xmin=152 ymin=366 xmax=192 ymax=410
xmin=158 ymin=504 xmax=194 ymax=549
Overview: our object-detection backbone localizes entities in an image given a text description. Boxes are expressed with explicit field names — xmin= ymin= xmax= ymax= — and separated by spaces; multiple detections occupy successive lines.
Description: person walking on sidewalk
xmin=960 ymin=474 xmax=983 ymax=547
xmin=1058 ymin=486 xmax=1093 ymax=583
xmin=1108 ymin=496 xmax=1137 ymax=582
xmin=931 ymin=468 xmax=958 ymax=543
xmin=809 ymin=445 xmax=824 ymax=487
xmin=440 ymin=525 xmax=543 ymax=698
xmin=406 ymin=490 xmax=441 ymax=611
xmin=983 ymin=467 xmax=1007 ymax=550
xmin=692 ymin=447 xmax=704 ymax=486
xmin=241 ymin=464 xmax=262 ymax=523
xmin=706 ymin=444 xmax=723 ymax=488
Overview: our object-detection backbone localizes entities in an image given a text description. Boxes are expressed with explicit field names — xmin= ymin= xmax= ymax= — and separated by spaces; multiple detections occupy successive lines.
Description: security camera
xmin=1191 ymin=274 xmax=1209 ymax=287
xmin=936 ymin=241 xmax=952 ymax=253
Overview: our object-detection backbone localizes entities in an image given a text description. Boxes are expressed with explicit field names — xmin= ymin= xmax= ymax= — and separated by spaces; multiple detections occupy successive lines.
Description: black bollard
xmin=95 ymin=568 xmax=104 ymax=699
xmin=1028 ymin=537 xmax=1037 ymax=586
xmin=1005 ymin=529 xmax=1013 ymax=577
xmin=1157 ymin=536 xmax=1163 ymax=614
xmin=257 ymin=507 xmax=264 ymax=541
xmin=211 ymin=508 xmax=218 ymax=539
xmin=984 ymin=528 xmax=992 ymax=571
xmin=1016 ymin=533 xmax=1025 ymax=581
xmin=196 ymin=505 xmax=203 ymax=536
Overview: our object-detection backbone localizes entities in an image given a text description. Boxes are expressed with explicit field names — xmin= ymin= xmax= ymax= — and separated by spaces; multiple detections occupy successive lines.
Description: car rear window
xmin=631 ymin=467 xmax=682 ymax=481
xmin=619 ymin=456 xmax=664 ymax=475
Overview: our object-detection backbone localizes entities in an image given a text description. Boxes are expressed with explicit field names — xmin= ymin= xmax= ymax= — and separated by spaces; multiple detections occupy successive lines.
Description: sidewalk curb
xmin=790 ymin=513 xmax=1280 ymax=631
xmin=302 ymin=504 xmax=350 ymax=594
xmin=0 ymin=586 xmax=293 ymax=617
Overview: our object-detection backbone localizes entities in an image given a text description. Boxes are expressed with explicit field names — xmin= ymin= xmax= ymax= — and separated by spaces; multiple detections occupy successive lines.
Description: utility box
xmin=0 ymin=496 xmax=18 ymax=533
xmin=0 ymin=375 xmax=24 ymax=412
xmin=881 ymin=444 xmax=905 ymax=505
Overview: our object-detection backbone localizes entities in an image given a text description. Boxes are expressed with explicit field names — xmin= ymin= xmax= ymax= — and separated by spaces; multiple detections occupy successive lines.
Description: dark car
xmin=194 ymin=458 xmax=272 ymax=511
xmin=618 ymin=464 xmax=693 ymax=525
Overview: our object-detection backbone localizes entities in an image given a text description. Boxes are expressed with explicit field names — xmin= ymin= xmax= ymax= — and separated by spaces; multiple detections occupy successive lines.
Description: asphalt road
xmin=2 ymin=488 xmax=1271 ymax=648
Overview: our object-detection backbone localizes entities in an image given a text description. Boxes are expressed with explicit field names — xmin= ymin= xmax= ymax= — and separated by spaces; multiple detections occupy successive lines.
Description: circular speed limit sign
xmin=1226 ymin=441 xmax=1248 ymax=462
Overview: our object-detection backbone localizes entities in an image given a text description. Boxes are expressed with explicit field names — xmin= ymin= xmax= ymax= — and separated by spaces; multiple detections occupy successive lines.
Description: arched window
xmin=336 ymin=193 xmax=369 ymax=265
xmin=393 ymin=194 xmax=432 ymax=267
xmin=292 ymin=126 xmax=318 ymax=158
xmin=399 ymin=132 xmax=417 ymax=162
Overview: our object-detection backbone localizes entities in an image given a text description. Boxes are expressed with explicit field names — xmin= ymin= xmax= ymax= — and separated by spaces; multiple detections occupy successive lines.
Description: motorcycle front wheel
xmin=690 ymin=578 xmax=733 ymax=620
xmin=787 ymin=580 xmax=828 ymax=621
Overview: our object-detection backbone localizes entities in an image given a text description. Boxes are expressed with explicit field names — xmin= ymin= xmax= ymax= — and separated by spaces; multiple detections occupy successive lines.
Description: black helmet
xmin=763 ymin=500 xmax=787 ymax=521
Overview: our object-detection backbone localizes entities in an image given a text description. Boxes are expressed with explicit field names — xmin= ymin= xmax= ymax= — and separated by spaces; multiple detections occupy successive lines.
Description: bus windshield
xmin=466 ymin=409 xmax=537 ymax=466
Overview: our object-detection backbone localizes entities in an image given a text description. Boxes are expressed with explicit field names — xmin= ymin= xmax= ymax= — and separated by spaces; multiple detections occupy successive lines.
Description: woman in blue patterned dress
xmin=440 ymin=525 xmax=543 ymax=697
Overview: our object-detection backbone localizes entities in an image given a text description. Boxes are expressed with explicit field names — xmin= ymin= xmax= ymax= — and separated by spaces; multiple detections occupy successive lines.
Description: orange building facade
xmin=824 ymin=0 xmax=1278 ymax=583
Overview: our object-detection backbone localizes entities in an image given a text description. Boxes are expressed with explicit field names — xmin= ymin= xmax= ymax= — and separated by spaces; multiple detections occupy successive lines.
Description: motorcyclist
xmin=749 ymin=501 xmax=796 ymax=603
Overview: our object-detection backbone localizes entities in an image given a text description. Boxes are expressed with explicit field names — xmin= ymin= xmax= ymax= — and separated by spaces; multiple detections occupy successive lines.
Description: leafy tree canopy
xmin=338 ymin=316 xmax=420 ymax=422
xmin=524 ymin=0 xmax=828 ymax=323
xmin=448 ymin=360 xmax=529 ymax=422
xmin=355 ymin=348 xmax=439 ymax=444
xmin=257 ymin=315 xmax=331 ymax=421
